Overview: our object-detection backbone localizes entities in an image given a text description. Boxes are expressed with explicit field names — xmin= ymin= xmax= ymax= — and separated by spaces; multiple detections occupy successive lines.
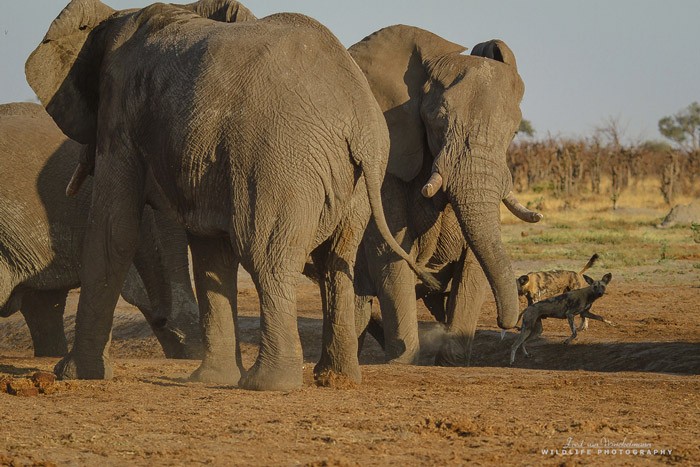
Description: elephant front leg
xmin=20 ymin=289 xmax=69 ymax=357
xmin=435 ymin=249 xmax=488 ymax=366
xmin=375 ymin=261 xmax=421 ymax=365
xmin=55 ymin=154 xmax=145 ymax=380
xmin=152 ymin=209 xmax=203 ymax=357
xmin=188 ymin=235 xmax=243 ymax=386
xmin=130 ymin=216 xmax=192 ymax=359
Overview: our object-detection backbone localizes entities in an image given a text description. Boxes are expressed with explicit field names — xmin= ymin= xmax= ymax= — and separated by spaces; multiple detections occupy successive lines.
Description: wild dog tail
xmin=579 ymin=253 xmax=600 ymax=274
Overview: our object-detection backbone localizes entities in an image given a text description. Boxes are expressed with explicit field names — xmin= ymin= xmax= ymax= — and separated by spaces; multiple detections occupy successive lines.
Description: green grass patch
xmin=579 ymin=231 xmax=630 ymax=245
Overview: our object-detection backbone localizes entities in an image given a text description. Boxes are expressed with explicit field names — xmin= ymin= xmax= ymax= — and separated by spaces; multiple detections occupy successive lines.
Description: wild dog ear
xmin=601 ymin=273 xmax=612 ymax=284
xmin=583 ymin=274 xmax=594 ymax=286
xmin=517 ymin=275 xmax=529 ymax=287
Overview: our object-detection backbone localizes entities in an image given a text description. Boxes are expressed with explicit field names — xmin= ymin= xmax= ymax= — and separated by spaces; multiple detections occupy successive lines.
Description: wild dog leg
xmin=564 ymin=314 xmax=578 ymax=344
xmin=581 ymin=310 xmax=615 ymax=326
xmin=510 ymin=328 xmax=532 ymax=365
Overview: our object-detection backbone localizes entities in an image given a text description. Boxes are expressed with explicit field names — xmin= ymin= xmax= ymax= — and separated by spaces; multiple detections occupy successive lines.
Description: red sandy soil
xmin=1 ymin=263 xmax=699 ymax=465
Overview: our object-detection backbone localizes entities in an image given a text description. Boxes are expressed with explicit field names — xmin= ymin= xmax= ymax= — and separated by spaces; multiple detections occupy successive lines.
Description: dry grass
xmin=501 ymin=177 xmax=700 ymax=282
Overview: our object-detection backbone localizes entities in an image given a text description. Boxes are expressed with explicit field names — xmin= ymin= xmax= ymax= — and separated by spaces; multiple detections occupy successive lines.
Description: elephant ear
xmin=180 ymin=0 xmax=257 ymax=22
xmin=349 ymin=25 xmax=465 ymax=182
xmin=25 ymin=0 xmax=114 ymax=145
xmin=470 ymin=39 xmax=517 ymax=69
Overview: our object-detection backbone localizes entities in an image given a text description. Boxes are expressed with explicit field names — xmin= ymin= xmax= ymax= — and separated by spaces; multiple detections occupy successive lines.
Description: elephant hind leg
xmin=188 ymin=234 xmax=242 ymax=385
xmin=20 ymin=289 xmax=69 ymax=357
xmin=239 ymin=244 xmax=305 ymax=391
xmin=313 ymin=193 xmax=374 ymax=385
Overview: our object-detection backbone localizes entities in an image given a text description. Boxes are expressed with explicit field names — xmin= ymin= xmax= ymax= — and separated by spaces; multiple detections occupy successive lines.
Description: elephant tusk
xmin=421 ymin=172 xmax=443 ymax=198
xmin=502 ymin=191 xmax=543 ymax=223
xmin=65 ymin=162 xmax=92 ymax=197
xmin=500 ymin=329 xmax=507 ymax=341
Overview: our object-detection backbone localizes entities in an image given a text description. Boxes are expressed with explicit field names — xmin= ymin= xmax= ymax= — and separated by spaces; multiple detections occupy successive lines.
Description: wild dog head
xmin=590 ymin=273 xmax=612 ymax=298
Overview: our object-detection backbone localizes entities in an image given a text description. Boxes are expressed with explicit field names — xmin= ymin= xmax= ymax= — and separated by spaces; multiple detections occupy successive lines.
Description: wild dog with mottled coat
xmin=517 ymin=253 xmax=599 ymax=330
xmin=510 ymin=273 xmax=614 ymax=365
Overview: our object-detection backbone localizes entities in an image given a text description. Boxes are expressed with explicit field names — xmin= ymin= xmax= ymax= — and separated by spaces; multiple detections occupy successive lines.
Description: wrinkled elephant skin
xmin=0 ymin=102 xmax=201 ymax=359
xmin=26 ymin=0 xmax=428 ymax=390
xmin=349 ymin=26 xmax=539 ymax=365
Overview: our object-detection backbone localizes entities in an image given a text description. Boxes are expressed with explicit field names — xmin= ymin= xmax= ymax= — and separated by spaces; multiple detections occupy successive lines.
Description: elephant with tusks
xmin=347 ymin=26 xmax=542 ymax=366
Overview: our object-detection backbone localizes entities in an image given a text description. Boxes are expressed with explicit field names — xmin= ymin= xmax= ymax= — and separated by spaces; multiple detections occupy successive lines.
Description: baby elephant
xmin=517 ymin=253 xmax=599 ymax=330
xmin=510 ymin=273 xmax=614 ymax=365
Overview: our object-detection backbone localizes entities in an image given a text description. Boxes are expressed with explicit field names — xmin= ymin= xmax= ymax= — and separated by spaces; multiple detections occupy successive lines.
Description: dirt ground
xmin=1 ymin=262 xmax=699 ymax=466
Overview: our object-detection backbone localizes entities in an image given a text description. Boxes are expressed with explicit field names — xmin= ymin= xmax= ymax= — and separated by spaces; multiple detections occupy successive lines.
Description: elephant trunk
xmin=448 ymin=172 xmax=520 ymax=329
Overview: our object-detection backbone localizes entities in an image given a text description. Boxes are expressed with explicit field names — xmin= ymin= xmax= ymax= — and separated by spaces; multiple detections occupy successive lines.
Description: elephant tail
xmin=358 ymin=157 xmax=440 ymax=291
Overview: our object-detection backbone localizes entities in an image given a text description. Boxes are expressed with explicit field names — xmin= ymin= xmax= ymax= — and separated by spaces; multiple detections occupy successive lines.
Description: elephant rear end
xmin=0 ymin=106 xmax=87 ymax=302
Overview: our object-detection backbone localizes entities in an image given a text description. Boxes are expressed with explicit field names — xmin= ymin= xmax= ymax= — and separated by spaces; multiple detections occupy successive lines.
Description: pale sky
xmin=1 ymin=0 xmax=698 ymax=143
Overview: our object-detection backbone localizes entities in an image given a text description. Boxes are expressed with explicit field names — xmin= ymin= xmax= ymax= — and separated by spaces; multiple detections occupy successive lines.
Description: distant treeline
xmin=507 ymin=139 xmax=700 ymax=208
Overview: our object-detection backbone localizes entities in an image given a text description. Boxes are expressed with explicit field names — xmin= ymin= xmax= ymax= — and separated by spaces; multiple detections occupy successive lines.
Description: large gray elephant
xmin=0 ymin=102 xmax=201 ymax=358
xmin=26 ymin=0 xmax=431 ymax=390
xmin=348 ymin=26 xmax=541 ymax=365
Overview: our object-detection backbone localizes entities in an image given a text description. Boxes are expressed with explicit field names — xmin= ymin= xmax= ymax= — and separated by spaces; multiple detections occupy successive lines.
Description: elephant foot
xmin=157 ymin=328 xmax=204 ymax=360
xmin=54 ymin=352 xmax=113 ymax=380
xmin=314 ymin=369 xmax=360 ymax=389
xmin=387 ymin=351 xmax=420 ymax=365
xmin=239 ymin=360 xmax=302 ymax=391
xmin=155 ymin=327 xmax=188 ymax=360
xmin=189 ymin=360 xmax=242 ymax=386
xmin=435 ymin=338 xmax=470 ymax=367
xmin=313 ymin=357 xmax=361 ymax=388
xmin=435 ymin=352 xmax=469 ymax=367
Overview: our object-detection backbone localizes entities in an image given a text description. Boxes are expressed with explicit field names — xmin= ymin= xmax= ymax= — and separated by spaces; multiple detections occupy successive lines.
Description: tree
xmin=658 ymin=102 xmax=700 ymax=151
xmin=639 ymin=139 xmax=672 ymax=153
xmin=595 ymin=116 xmax=628 ymax=149
xmin=518 ymin=119 xmax=535 ymax=137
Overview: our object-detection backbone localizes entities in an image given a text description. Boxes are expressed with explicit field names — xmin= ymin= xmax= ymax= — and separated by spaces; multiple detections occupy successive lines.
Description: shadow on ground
xmin=474 ymin=330 xmax=700 ymax=375
xmin=0 ymin=362 xmax=41 ymax=376
xmin=6 ymin=311 xmax=697 ymax=376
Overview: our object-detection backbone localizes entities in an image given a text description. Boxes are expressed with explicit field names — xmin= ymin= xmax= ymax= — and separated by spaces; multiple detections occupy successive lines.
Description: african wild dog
xmin=517 ymin=253 xmax=599 ymax=330
xmin=510 ymin=273 xmax=614 ymax=365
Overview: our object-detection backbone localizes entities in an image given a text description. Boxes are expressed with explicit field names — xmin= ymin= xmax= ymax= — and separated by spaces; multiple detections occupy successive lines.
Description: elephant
xmin=0 ymin=102 xmax=202 ymax=358
xmin=26 ymin=0 xmax=432 ymax=390
xmin=347 ymin=26 xmax=541 ymax=365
